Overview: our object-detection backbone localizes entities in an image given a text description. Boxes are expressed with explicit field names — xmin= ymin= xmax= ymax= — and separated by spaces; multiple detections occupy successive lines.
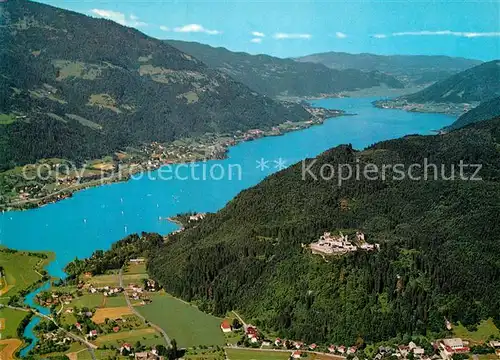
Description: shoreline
xmin=0 ymin=105 xmax=345 ymax=212
xmin=372 ymin=98 xmax=476 ymax=117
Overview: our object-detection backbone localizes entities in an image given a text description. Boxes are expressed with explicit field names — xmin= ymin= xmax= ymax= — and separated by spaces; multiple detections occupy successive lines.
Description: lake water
xmin=0 ymin=97 xmax=455 ymax=278
xmin=1 ymin=97 xmax=455 ymax=357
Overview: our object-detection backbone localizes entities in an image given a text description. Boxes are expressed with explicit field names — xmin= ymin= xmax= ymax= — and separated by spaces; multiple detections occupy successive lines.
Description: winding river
xmin=0 ymin=97 xmax=455 ymax=356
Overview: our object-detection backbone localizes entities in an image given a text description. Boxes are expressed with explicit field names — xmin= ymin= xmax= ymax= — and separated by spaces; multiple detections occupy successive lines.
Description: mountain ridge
xmin=295 ymin=51 xmax=483 ymax=85
xmin=145 ymin=116 xmax=500 ymax=344
xmin=166 ymin=39 xmax=405 ymax=98
xmin=0 ymin=0 xmax=308 ymax=170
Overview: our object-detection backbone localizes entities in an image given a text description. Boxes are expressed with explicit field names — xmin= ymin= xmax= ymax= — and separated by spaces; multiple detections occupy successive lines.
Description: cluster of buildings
xmin=437 ymin=338 xmax=470 ymax=359
xmin=188 ymin=213 xmax=206 ymax=222
xmin=40 ymin=330 xmax=72 ymax=345
xmin=119 ymin=344 xmax=164 ymax=360
xmin=490 ymin=341 xmax=500 ymax=357
xmin=38 ymin=292 xmax=74 ymax=306
xmin=220 ymin=316 xmax=500 ymax=360
xmin=88 ymin=284 xmax=123 ymax=297
xmin=310 ymin=231 xmax=379 ymax=255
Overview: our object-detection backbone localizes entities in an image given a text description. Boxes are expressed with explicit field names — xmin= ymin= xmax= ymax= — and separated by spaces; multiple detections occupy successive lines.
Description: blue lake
xmin=0 ymin=97 xmax=455 ymax=279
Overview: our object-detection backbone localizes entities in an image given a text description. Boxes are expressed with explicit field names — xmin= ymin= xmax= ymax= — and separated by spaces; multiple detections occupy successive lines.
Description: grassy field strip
xmin=93 ymin=327 xmax=165 ymax=348
xmin=136 ymin=293 xmax=225 ymax=348
xmin=91 ymin=306 xmax=134 ymax=324
xmin=225 ymin=348 xmax=291 ymax=360
xmin=453 ymin=318 xmax=500 ymax=344
xmin=0 ymin=249 xmax=54 ymax=298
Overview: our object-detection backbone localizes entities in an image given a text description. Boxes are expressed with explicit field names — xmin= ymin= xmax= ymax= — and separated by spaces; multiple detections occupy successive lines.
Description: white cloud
xmin=159 ymin=25 xmax=170 ymax=32
xmin=90 ymin=9 xmax=147 ymax=27
xmin=335 ymin=32 xmax=347 ymax=39
xmin=273 ymin=32 xmax=312 ymax=40
xmin=250 ymin=38 xmax=262 ymax=43
xmin=252 ymin=31 xmax=265 ymax=37
xmin=375 ymin=30 xmax=500 ymax=38
xmin=173 ymin=24 xmax=221 ymax=35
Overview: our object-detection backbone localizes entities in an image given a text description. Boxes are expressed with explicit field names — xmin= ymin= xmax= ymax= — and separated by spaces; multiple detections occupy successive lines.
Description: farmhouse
xmin=220 ymin=320 xmax=232 ymax=333
xmin=439 ymin=338 xmax=470 ymax=358
xmin=292 ymin=351 xmax=302 ymax=359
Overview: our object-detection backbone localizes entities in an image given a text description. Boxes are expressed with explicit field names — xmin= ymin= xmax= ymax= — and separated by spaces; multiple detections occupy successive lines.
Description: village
xmin=218 ymin=319 xmax=500 ymax=360
xmin=309 ymin=231 xmax=380 ymax=255
xmin=0 ymin=104 xmax=342 ymax=212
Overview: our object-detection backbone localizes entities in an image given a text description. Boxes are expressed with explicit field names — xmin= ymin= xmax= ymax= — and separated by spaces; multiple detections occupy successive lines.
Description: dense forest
xmin=295 ymin=52 xmax=481 ymax=86
xmin=167 ymin=40 xmax=404 ymax=98
xmin=67 ymin=118 xmax=500 ymax=346
xmin=146 ymin=117 xmax=500 ymax=344
xmin=447 ymin=96 xmax=500 ymax=130
xmin=0 ymin=0 xmax=308 ymax=170
xmin=400 ymin=60 xmax=500 ymax=103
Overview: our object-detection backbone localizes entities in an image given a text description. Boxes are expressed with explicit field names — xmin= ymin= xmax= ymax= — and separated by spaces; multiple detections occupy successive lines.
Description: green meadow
xmin=136 ymin=293 xmax=225 ymax=348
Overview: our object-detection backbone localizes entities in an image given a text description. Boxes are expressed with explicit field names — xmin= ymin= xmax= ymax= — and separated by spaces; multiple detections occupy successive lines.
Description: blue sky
xmin=37 ymin=0 xmax=500 ymax=60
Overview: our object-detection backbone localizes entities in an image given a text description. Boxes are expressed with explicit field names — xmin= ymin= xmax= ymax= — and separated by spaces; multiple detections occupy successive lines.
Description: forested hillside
xmin=0 ymin=0 xmax=308 ymax=170
xmin=295 ymin=52 xmax=482 ymax=85
xmin=447 ymin=97 xmax=500 ymax=130
xmin=401 ymin=60 xmax=500 ymax=103
xmin=166 ymin=40 xmax=404 ymax=98
xmin=146 ymin=118 xmax=500 ymax=344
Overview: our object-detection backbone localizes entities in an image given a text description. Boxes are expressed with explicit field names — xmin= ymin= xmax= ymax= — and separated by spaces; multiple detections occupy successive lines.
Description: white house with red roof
xmin=328 ymin=345 xmax=336 ymax=353
xmin=246 ymin=326 xmax=258 ymax=339
xmin=338 ymin=345 xmax=346 ymax=354
xmin=291 ymin=350 xmax=302 ymax=359
xmin=249 ymin=334 xmax=259 ymax=343
xmin=220 ymin=320 xmax=232 ymax=333
xmin=440 ymin=338 xmax=469 ymax=358
xmin=309 ymin=343 xmax=317 ymax=350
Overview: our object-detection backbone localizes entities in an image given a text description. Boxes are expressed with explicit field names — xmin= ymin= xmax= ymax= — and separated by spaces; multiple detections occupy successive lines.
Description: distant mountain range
xmin=447 ymin=96 xmax=500 ymax=130
xmin=295 ymin=52 xmax=482 ymax=85
xmin=401 ymin=60 xmax=500 ymax=104
xmin=166 ymin=40 xmax=405 ymax=98
xmin=0 ymin=0 xmax=308 ymax=170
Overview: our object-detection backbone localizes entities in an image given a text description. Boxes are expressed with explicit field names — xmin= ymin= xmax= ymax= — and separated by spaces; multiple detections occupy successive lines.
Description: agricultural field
xmin=124 ymin=262 xmax=147 ymax=275
xmin=93 ymin=327 xmax=165 ymax=348
xmin=103 ymin=294 xmax=128 ymax=307
xmin=91 ymin=306 xmax=133 ymax=324
xmin=0 ymin=339 xmax=23 ymax=360
xmin=76 ymin=349 xmax=122 ymax=360
xmin=225 ymin=348 xmax=291 ymax=360
xmin=453 ymin=319 xmax=500 ymax=344
xmin=60 ymin=312 xmax=78 ymax=326
xmin=70 ymin=294 xmax=104 ymax=309
xmin=136 ymin=293 xmax=225 ymax=348
xmin=83 ymin=272 xmax=120 ymax=287
xmin=0 ymin=247 xmax=54 ymax=298
xmin=0 ymin=307 xmax=29 ymax=338
xmin=183 ymin=347 xmax=226 ymax=360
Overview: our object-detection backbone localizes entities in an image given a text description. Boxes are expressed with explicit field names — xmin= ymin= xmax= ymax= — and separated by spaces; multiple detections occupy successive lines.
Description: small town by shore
xmin=372 ymin=99 xmax=479 ymax=116
xmin=0 ymin=105 xmax=344 ymax=212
